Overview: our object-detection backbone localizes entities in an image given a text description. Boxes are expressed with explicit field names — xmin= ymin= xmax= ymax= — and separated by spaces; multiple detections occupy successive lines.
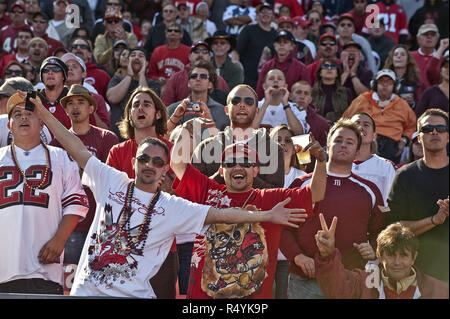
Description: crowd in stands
xmin=0 ymin=0 xmax=448 ymax=300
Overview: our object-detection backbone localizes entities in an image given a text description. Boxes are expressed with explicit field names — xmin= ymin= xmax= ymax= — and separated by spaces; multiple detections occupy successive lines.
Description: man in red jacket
xmin=314 ymin=219 xmax=449 ymax=299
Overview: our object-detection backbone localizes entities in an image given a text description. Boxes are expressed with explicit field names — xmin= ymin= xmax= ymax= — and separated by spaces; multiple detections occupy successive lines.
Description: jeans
xmin=274 ymin=260 xmax=290 ymax=299
xmin=177 ymin=242 xmax=194 ymax=295
xmin=287 ymin=273 xmax=325 ymax=299
xmin=0 ymin=278 xmax=63 ymax=295
xmin=64 ymin=231 xmax=88 ymax=264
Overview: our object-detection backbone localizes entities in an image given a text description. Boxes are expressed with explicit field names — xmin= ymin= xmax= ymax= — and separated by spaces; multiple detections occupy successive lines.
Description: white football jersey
xmin=0 ymin=143 xmax=88 ymax=286
xmin=352 ymin=154 xmax=396 ymax=206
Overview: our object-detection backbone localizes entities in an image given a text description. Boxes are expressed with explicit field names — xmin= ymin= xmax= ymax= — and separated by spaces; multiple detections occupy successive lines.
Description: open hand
xmin=269 ymin=197 xmax=308 ymax=228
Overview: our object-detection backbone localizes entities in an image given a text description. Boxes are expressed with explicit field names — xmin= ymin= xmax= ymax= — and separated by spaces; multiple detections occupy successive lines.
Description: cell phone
xmin=186 ymin=102 xmax=201 ymax=113
xmin=25 ymin=91 xmax=36 ymax=112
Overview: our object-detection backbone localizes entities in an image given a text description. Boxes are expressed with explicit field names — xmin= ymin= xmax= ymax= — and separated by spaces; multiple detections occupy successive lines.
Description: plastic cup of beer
xmin=292 ymin=134 xmax=311 ymax=164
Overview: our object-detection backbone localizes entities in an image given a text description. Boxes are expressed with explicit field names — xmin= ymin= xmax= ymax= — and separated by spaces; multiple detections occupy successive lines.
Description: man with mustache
xmin=387 ymin=108 xmax=449 ymax=283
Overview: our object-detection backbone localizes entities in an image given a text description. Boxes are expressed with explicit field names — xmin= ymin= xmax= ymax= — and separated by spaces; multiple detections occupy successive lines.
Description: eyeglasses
xmin=106 ymin=18 xmax=121 ymax=24
xmin=189 ymin=73 xmax=209 ymax=80
xmin=136 ymin=154 xmax=166 ymax=168
xmin=192 ymin=48 xmax=209 ymax=54
xmin=222 ymin=159 xmax=257 ymax=168
xmin=339 ymin=23 xmax=354 ymax=28
xmin=320 ymin=41 xmax=336 ymax=46
xmin=114 ymin=46 xmax=126 ymax=51
xmin=4 ymin=69 xmax=24 ymax=76
xmin=419 ymin=124 xmax=449 ymax=134
xmin=11 ymin=10 xmax=25 ymax=14
xmin=33 ymin=19 xmax=47 ymax=24
xmin=309 ymin=18 xmax=320 ymax=23
xmin=322 ymin=63 xmax=337 ymax=69
xmin=71 ymin=44 xmax=89 ymax=50
xmin=230 ymin=96 xmax=255 ymax=106
xmin=107 ymin=2 xmax=120 ymax=6
xmin=167 ymin=28 xmax=181 ymax=33
xmin=42 ymin=66 xmax=63 ymax=73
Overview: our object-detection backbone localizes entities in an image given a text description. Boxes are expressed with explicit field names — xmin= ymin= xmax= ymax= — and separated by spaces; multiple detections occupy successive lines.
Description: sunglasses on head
xmin=72 ymin=44 xmax=89 ymax=50
xmin=419 ymin=124 xmax=449 ymax=134
xmin=192 ymin=48 xmax=209 ymax=54
xmin=222 ymin=158 xmax=257 ymax=168
xmin=42 ymin=66 xmax=63 ymax=73
xmin=106 ymin=18 xmax=121 ymax=24
xmin=322 ymin=63 xmax=337 ymax=69
xmin=189 ymin=73 xmax=209 ymax=80
xmin=230 ymin=96 xmax=255 ymax=106
xmin=167 ymin=28 xmax=181 ymax=33
xmin=136 ymin=153 xmax=166 ymax=168
xmin=4 ymin=69 xmax=23 ymax=76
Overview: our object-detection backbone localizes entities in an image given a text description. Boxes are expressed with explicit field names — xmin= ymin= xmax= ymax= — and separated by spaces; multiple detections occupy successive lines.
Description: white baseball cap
xmin=61 ymin=53 xmax=86 ymax=72
xmin=375 ymin=69 xmax=396 ymax=82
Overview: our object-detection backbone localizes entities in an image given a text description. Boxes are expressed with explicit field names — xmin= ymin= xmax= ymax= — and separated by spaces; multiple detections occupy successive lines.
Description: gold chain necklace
xmin=10 ymin=141 xmax=51 ymax=191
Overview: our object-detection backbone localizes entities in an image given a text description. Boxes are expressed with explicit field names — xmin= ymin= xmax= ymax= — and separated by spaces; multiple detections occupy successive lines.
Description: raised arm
xmin=26 ymin=92 xmax=92 ymax=169
xmin=303 ymin=135 xmax=327 ymax=203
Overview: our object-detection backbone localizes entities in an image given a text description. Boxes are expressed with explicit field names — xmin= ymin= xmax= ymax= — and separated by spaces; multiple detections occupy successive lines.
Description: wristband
xmin=350 ymin=74 xmax=357 ymax=79
xmin=283 ymin=104 xmax=291 ymax=110
xmin=169 ymin=117 xmax=178 ymax=125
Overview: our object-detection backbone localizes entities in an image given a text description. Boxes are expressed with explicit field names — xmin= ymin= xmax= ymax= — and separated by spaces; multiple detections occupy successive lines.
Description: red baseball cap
xmin=319 ymin=32 xmax=336 ymax=43
xmin=278 ymin=16 xmax=294 ymax=25
xmin=221 ymin=143 xmax=259 ymax=165
xmin=292 ymin=16 xmax=311 ymax=27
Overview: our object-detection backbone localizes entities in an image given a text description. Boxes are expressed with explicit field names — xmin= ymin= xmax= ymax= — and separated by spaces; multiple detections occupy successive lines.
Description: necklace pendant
xmin=24 ymin=151 xmax=30 ymax=156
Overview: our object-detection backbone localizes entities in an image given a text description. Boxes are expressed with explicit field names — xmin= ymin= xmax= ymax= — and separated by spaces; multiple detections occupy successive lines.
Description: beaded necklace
xmin=10 ymin=141 xmax=51 ymax=191
xmin=117 ymin=181 xmax=160 ymax=255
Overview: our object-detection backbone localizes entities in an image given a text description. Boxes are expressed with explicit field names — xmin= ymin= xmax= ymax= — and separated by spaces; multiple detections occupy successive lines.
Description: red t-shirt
xmin=148 ymin=44 xmax=190 ymax=80
xmin=172 ymin=164 xmax=313 ymax=299
xmin=0 ymin=24 xmax=31 ymax=58
xmin=51 ymin=126 xmax=119 ymax=232
xmin=85 ymin=62 xmax=111 ymax=99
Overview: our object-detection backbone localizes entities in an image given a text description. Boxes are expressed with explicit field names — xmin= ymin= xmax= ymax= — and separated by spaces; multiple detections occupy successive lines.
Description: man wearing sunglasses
xmin=94 ymin=8 xmax=137 ymax=71
xmin=171 ymin=131 xmax=326 ymax=299
xmin=388 ymin=108 xmax=449 ymax=283
xmin=27 ymin=95 xmax=305 ymax=298
xmin=30 ymin=12 xmax=63 ymax=57
xmin=0 ymin=1 xmax=31 ymax=59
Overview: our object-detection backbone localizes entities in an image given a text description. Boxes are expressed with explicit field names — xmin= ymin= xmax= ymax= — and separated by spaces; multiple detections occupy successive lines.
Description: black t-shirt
xmin=387 ymin=159 xmax=449 ymax=282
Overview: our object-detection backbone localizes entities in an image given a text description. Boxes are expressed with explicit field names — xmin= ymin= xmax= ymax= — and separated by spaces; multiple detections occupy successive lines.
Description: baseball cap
xmin=190 ymin=41 xmax=210 ymax=52
xmin=40 ymin=56 xmax=69 ymax=81
xmin=292 ymin=16 xmax=311 ymax=27
xmin=175 ymin=1 xmax=188 ymax=8
xmin=338 ymin=13 xmax=355 ymax=24
xmin=319 ymin=32 xmax=336 ymax=43
xmin=113 ymin=39 xmax=128 ymax=49
xmin=221 ymin=143 xmax=259 ymax=165
xmin=60 ymin=84 xmax=97 ymax=110
xmin=343 ymin=41 xmax=362 ymax=51
xmin=278 ymin=16 xmax=294 ymax=25
xmin=6 ymin=92 xmax=42 ymax=118
xmin=0 ymin=77 xmax=34 ymax=97
xmin=256 ymin=2 xmax=273 ymax=13
xmin=10 ymin=1 xmax=26 ymax=11
xmin=275 ymin=30 xmax=295 ymax=43
xmin=417 ymin=24 xmax=439 ymax=36
xmin=375 ymin=69 xmax=396 ymax=82
xmin=61 ymin=52 xmax=87 ymax=72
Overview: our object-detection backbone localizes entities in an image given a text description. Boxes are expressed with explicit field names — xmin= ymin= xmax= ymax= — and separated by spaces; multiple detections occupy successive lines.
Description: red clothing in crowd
xmin=0 ymin=23 xmax=32 ymax=58
xmin=256 ymin=52 xmax=311 ymax=100
xmin=0 ymin=13 xmax=11 ymax=30
xmin=411 ymin=49 xmax=440 ymax=89
xmin=161 ymin=64 xmax=230 ymax=106
xmin=147 ymin=44 xmax=190 ymax=80
xmin=0 ymin=53 xmax=29 ymax=77
xmin=51 ymin=126 xmax=119 ymax=232
xmin=172 ymin=164 xmax=314 ymax=299
xmin=315 ymin=248 xmax=449 ymax=299
xmin=362 ymin=1 xmax=409 ymax=43
xmin=41 ymin=33 xmax=65 ymax=57
xmin=281 ymin=172 xmax=386 ymax=278
xmin=273 ymin=0 xmax=304 ymax=17
xmin=84 ymin=62 xmax=111 ymax=99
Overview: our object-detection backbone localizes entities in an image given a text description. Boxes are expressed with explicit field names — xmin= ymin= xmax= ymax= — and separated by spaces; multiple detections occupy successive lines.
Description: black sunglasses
xmin=230 ymin=96 xmax=255 ymax=106
xmin=4 ymin=69 xmax=23 ymax=76
xmin=71 ymin=44 xmax=89 ymax=50
xmin=136 ymin=154 xmax=166 ymax=168
xmin=42 ymin=66 xmax=63 ymax=73
xmin=167 ymin=28 xmax=181 ymax=33
xmin=192 ymin=48 xmax=210 ymax=54
xmin=322 ymin=63 xmax=337 ymax=69
xmin=106 ymin=18 xmax=121 ymax=24
xmin=33 ymin=19 xmax=47 ymax=24
xmin=320 ymin=41 xmax=336 ymax=46
xmin=419 ymin=124 xmax=449 ymax=134
xmin=222 ymin=157 xmax=257 ymax=168
xmin=189 ymin=73 xmax=209 ymax=80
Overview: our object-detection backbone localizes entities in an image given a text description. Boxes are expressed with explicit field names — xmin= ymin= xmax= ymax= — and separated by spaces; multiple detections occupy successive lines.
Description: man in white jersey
xmin=350 ymin=112 xmax=396 ymax=205
xmin=25 ymin=92 xmax=306 ymax=298
xmin=0 ymin=92 xmax=88 ymax=294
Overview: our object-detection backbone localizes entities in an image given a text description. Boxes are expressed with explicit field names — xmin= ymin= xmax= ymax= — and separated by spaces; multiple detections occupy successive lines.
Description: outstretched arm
xmin=204 ymin=197 xmax=307 ymax=228
xmin=24 ymin=91 xmax=92 ymax=170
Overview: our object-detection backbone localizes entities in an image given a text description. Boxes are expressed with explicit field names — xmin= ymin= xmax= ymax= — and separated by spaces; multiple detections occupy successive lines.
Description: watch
xmin=283 ymin=104 xmax=291 ymax=110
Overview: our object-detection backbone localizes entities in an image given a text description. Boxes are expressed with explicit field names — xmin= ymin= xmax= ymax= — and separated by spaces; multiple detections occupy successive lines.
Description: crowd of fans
xmin=0 ymin=0 xmax=448 ymax=300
